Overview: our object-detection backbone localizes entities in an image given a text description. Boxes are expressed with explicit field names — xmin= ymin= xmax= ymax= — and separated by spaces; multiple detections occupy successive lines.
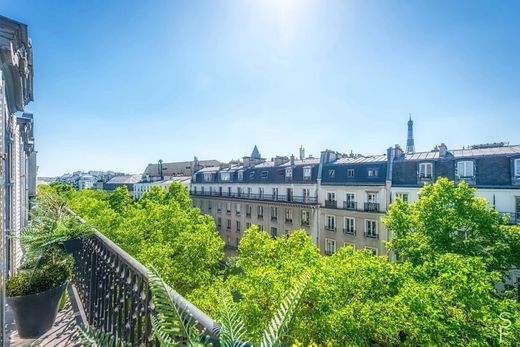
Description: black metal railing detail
xmin=70 ymin=213 xmax=220 ymax=346
xmin=190 ymin=191 xmax=318 ymax=204
xmin=324 ymin=200 xmax=337 ymax=209
xmin=364 ymin=202 xmax=380 ymax=212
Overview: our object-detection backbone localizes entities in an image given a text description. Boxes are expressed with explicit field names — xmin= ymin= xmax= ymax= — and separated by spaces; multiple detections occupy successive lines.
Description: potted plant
xmin=6 ymin=254 xmax=73 ymax=338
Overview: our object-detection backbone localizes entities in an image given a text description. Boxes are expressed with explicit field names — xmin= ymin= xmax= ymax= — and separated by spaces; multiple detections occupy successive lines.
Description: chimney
xmin=439 ymin=143 xmax=448 ymax=157
xmin=273 ymin=156 xmax=289 ymax=166
xmin=299 ymin=146 xmax=305 ymax=160
xmin=394 ymin=144 xmax=403 ymax=159
xmin=290 ymin=154 xmax=295 ymax=166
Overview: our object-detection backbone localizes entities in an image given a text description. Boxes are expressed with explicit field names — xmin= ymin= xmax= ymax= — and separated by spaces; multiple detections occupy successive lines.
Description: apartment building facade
xmin=318 ymin=149 xmax=392 ymax=256
xmin=390 ymin=143 xmax=520 ymax=223
xmin=190 ymin=147 xmax=320 ymax=248
xmin=0 ymin=15 xmax=36 ymax=344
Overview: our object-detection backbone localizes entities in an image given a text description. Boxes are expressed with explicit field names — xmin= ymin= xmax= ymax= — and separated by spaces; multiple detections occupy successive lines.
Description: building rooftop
xmin=105 ymin=174 xmax=142 ymax=185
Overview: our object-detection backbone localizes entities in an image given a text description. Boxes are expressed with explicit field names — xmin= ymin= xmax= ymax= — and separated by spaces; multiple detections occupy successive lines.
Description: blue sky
xmin=2 ymin=0 xmax=520 ymax=176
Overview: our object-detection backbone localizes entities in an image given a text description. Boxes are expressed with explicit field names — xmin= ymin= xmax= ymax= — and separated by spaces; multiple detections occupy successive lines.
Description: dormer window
xmin=249 ymin=171 xmax=255 ymax=179
xmin=237 ymin=170 xmax=244 ymax=181
xmin=203 ymin=173 xmax=212 ymax=182
xmin=285 ymin=167 xmax=292 ymax=178
xmin=261 ymin=171 xmax=268 ymax=179
xmin=328 ymin=169 xmax=335 ymax=178
xmin=419 ymin=163 xmax=433 ymax=179
xmin=368 ymin=169 xmax=379 ymax=177
xmin=303 ymin=166 xmax=312 ymax=179
xmin=456 ymin=161 xmax=474 ymax=178
xmin=515 ymin=159 xmax=520 ymax=177
xmin=220 ymin=172 xmax=230 ymax=181
xmin=347 ymin=169 xmax=355 ymax=177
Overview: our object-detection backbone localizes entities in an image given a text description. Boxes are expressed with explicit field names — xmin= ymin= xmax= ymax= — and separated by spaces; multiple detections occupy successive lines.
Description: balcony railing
xmin=70 ymin=212 xmax=219 ymax=346
xmin=324 ymin=200 xmax=337 ymax=209
xmin=364 ymin=202 xmax=380 ymax=212
xmin=343 ymin=201 xmax=357 ymax=210
xmin=285 ymin=218 xmax=293 ymax=224
xmin=190 ymin=190 xmax=318 ymax=204
xmin=325 ymin=225 xmax=336 ymax=232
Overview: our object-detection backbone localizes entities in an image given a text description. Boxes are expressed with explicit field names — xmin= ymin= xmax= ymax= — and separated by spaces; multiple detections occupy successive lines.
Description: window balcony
xmin=343 ymin=201 xmax=357 ymax=210
xmin=189 ymin=190 xmax=318 ymax=204
xmin=8 ymin=212 xmax=219 ymax=346
xmin=271 ymin=216 xmax=278 ymax=221
xmin=257 ymin=214 xmax=264 ymax=220
xmin=246 ymin=212 xmax=251 ymax=218
xmin=285 ymin=218 xmax=293 ymax=224
xmin=364 ymin=202 xmax=380 ymax=212
xmin=324 ymin=200 xmax=337 ymax=209
xmin=325 ymin=225 xmax=336 ymax=232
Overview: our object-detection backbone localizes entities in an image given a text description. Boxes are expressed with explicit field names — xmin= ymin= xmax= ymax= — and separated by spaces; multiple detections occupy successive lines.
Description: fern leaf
xmin=78 ymin=324 xmax=131 ymax=347
xmin=260 ymin=272 xmax=311 ymax=347
xmin=218 ymin=292 xmax=249 ymax=347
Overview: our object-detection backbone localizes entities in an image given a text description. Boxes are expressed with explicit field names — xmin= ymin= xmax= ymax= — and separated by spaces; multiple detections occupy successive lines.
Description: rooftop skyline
xmin=3 ymin=0 xmax=520 ymax=176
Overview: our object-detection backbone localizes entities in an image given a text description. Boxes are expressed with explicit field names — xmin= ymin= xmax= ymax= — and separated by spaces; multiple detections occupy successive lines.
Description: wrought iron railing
xmin=190 ymin=191 xmax=318 ymax=204
xmin=70 ymin=212 xmax=220 ymax=346
xmin=324 ymin=200 xmax=337 ymax=209
xmin=364 ymin=202 xmax=380 ymax=212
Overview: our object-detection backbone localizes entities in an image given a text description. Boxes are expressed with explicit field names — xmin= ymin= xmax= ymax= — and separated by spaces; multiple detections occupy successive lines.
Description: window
xmin=303 ymin=188 xmax=310 ymax=201
xmin=257 ymin=205 xmax=264 ymax=218
xmin=365 ymin=220 xmax=377 ymax=238
xmin=208 ymin=202 xmax=212 ymax=211
xmin=249 ymin=171 xmax=255 ymax=179
xmin=303 ymin=166 xmax=312 ymax=180
xmin=237 ymin=170 xmax=244 ymax=181
xmin=226 ymin=236 xmax=231 ymax=245
xmin=272 ymin=188 xmax=279 ymax=199
xmin=328 ymin=169 xmax=335 ymax=178
xmin=285 ymin=208 xmax=293 ymax=223
xmin=345 ymin=193 xmax=356 ymax=209
xmin=419 ymin=163 xmax=433 ymax=179
xmin=365 ymin=247 xmax=378 ymax=256
xmin=193 ymin=186 xmax=197 ymax=194
xmin=326 ymin=215 xmax=336 ymax=231
xmin=367 ymin=192 xmax=378 ymax=203
xmin=515 ymin=159 xmax=520 ymax=177
xmin=259 ymin=187 xmax=264 ymax=198
xmin=395 ymin=192 xmax=409 ymax=203
xmin=247 ymin=187 xmax=252 ymax=197
xmin=217 ymin=202 xmax=222 ymax=212
xmin=287 ymin=188 xmax=293 ymax=201
xmin=237 ymin=187 xmax=242 ymax=197
xmin=226 ymin=219 xmax=231 ymax=230
xmin=301 ymin=210 xmax=310 ymax=225
xmin=246 ymin=204 xmax=252 ymax=216
xmin=246 ymin=222 xmax=251 ymax=229
xmin=325 ymin=239 xmax=336 ymax=255
xmin=217 ymin=217 xmax=222 ymax=228
xmin=457 ymin=161 xmax=474 ymax=178
xmin=271 ymin=207 xmax=278 ymax=220
xmin=201 ymin=186 xmax=205 ymax=194
xmin=218 ymin=186 xmax=222 ymax=195
xmin=368 ymin=169 xmax=379 ymax=177
xmin=235 ymin=203 xmax=241 ymax=215
xmin=261 ymin=171 xmax=269 ymax=179
xmin=327 ymin=192 xmax=336 ymax=201
xmin=227 ymin=187 xmax=232 ymax=195
xmin=344 ymin=217 xmax=355 ymax=234
xmin=226 ymin=202 xmax=232 ymax=213
xmin=236 ymin=237 xmax=240 ymax=247
xmin=220 ymin=172 xmax=231 ymax=181
xmin=285 ymin=167 xmax=292 ymax=178
xmin=236 ymin=221 xmax=241 ymax=232
xmin=344 ymin=242 xmax=356 ymax=251
xmin=203 ymin=173 xmax=212 ymax=182
xmin=347 ymin=169 xmax=355 ymax=177
xmin=258 ymin=224 xmax=264 ymax=231
xmin=271 ymin=227 xmax=278 ymax=237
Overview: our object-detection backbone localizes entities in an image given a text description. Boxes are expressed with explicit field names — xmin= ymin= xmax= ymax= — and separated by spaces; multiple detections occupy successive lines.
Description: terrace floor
xmin=7 ymin=285 xmax=84 ymax=347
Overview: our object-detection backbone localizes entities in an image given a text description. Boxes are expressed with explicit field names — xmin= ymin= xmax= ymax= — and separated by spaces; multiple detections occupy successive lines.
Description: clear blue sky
xmin=3 ymin=0 xmax=520 ymax=176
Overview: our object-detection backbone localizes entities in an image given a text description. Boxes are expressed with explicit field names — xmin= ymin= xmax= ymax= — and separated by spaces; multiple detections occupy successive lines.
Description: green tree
xmin=384 ymin=177 xmax=519 ymax=272
xmin=108 ymin=185 xmax=132 ymax=213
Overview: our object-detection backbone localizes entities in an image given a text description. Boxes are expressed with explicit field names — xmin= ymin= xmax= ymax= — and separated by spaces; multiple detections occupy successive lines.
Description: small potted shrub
xmin=7 ymin=255 xmax=73 ymax=338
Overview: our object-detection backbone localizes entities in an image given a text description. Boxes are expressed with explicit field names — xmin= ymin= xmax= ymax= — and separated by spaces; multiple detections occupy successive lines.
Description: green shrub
xmin=7 ymin=260 xmax=72 ymax=297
